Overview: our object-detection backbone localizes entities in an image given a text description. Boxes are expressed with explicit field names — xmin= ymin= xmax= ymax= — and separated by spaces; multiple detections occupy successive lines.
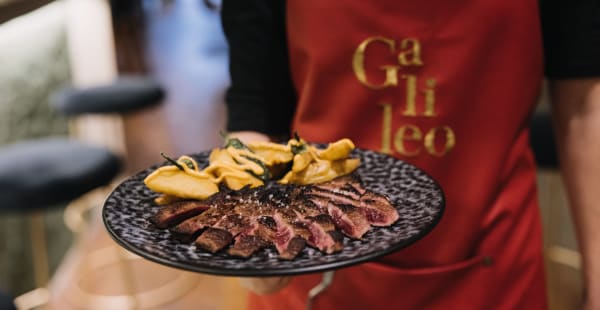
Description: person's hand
xmin=227 ymin=131 xmax=271 ymax=143
xmin=239 ymin=277 xmax=291 ymax=295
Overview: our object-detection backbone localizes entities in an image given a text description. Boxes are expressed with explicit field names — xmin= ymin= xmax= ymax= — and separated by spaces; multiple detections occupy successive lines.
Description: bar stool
xmin=51 ymin=75 xmax=166 ymax=232
xmin=49 ymin=76 xmax=196 ymax=309
xmin=50 ymin=76 xmax=230 ymax=309
xmin=52 ymin=76 xmax=164 ymax=116
xmin=0 ymin=138 xmax=121 ymax=291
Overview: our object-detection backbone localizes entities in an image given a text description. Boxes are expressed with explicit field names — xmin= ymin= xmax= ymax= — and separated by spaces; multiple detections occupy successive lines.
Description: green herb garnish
xmin=225 ymin=137 xmax=254 ymax=153
xmin=241 ymin=155 xmax=270 ymax=182
xmin=179 ymin=158 xmax=195 ymax=170
xmin=290 ymin=132 xmax=307 ymax=155
xmin=160 ymin=152 xmax=184 ymax=171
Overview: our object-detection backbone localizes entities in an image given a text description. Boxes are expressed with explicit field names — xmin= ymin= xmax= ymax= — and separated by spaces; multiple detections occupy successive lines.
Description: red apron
xmin=249 ymin=0 xmax=547 ymax=309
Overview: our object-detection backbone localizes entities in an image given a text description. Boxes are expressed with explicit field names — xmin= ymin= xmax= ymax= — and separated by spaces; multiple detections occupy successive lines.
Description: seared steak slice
xmin=228 ymin=234 xmax=270 ymax=258
xmin=306 ymin=191 xmax=371 ymax=238
xmin=314 ymin=183 xmax=362 ymax=201
xmin=195 ymin=214 xmax=252 ymax=253
xmin=197 ymin=199 xmax=275 ymax=254
xmin=228 ymin=216 xmax=276 ymax=258
xmin=300 ymin=213 xmax=344 ymax=254
xmin=215 ymin=214 xmax=252 ymax=233
xmin=309 ymin=183 xmax=398 ymax=228
xmin=195 ymin=228 xmax=233 ymax=253
xmin=308 ymin=214 xmax=344 ymax=253
xmin=150 ymin=200 xmax=211 ymax=229
xmin=168 ymin=189 xmax=246 ymax=237
xmin=283 ymin=236 xmax=306 ymax=260
xmin=269 ymin=197 xmax=342 ymax=254
xmin=317 ymin=174 xmax=366 ymax=195
xmin=257 ymin=214 xmax=278 ymax=230
xmin=272 ymin=212 xmax=306 ymax=260
xmin=226 ymin=194 xmax=303 ymax=259
xmin=326 ymin=202 xmax=370 ymax=239
xmin=360 ymin=190 xmax=399 ymax=226
xmin=281 ymin=198 xmax=343 ymax=253
xmin=308 ymin=190 xmax=361 ymax=210
xmin=170 ymin=204 xmax=235 ymax=241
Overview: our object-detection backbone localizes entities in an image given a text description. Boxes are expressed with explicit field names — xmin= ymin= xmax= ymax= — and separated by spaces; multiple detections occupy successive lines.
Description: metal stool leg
xmin=13 ymin=212 xmax=52 ymax=310
xmin=29 ymin=212 xmax=49 ymax=287
xmin=306 ymin=271 xmax=334 ymax=310
xmin=116 ymin=247 xmax=140 ymax=309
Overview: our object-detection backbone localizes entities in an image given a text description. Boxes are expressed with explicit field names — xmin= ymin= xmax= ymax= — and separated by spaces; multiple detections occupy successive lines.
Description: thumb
xmin=239 ymin=276 xmax=291 ymax=295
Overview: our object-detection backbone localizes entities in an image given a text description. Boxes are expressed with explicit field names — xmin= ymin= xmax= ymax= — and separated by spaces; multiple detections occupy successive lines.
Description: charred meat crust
xmin=228 ymin=234 xmax=271 ymax=258
xmin=195 ymin=228 xmax=233 ymax=253
xmin=150 ymin=200 xmax=211 ymax=229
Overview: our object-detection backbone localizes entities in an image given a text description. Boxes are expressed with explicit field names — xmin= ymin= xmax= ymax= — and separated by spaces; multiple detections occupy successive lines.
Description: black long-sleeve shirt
xmin=541 ymin=0 xmax=600 ymax=78
xmin=221 ymin=0 xmax=296 ymax=138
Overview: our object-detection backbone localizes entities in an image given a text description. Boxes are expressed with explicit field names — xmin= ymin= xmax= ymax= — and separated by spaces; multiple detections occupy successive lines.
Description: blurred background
xmin=0 ymin=0 xmax=583 ymax=309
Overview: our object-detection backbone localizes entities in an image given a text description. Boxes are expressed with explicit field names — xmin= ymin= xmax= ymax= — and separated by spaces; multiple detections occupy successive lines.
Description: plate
xmin=102 ymin=148 xmax=445 ymax=277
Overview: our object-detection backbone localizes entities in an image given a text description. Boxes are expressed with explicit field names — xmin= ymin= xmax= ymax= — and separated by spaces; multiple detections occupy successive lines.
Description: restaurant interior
xmin=0 ymin=0 xmax=584 ymax=309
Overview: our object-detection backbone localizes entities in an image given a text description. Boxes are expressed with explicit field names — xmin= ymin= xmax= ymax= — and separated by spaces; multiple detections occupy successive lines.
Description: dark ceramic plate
xmin=102 ymin=148 xmax=445 ymax=277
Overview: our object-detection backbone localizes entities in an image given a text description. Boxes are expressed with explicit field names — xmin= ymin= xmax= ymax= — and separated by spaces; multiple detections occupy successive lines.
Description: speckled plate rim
xmin=102 ymin=149 xmax=445 ymax=277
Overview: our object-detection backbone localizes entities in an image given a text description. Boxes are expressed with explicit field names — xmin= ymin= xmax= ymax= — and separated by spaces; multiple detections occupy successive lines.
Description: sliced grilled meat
xmin=170 ymin=204 xmax=235 ymax=241
xmin=301 ymin=213 xmax=344 ymax=253
xmin=272 ymin=212 xmax=306 ymax=260
xmin=195 ymin=213 xmax=253 ymax=253
xmin=228 ymin=234 xmax=271 ymax=258
xmin=228 ymin=216 xmax=276 ymax=258
xmin=195 ymin=228 xmax=233 ymax=253
xmin=360 ymin=190 xmax=399 ymax=226
xmin=309 ymin=183 xmax=398 ymax=228
xmin=317 ymin=173 xmax=366 ymax=196
xmin=168 ymin=189 xmax=243 ymax=237
xmin=326 ymin=202 xmax=371 ymax=239
xmin=150 ymin=200 xmax=211 ymax=229
xmin=308 ymin=189 xmax=360 ymax=209
xmin=150 ymin=173 xmax=400 ymax=259
xmin=306 ymin=190 xmax=371 ymax=238
xmin=198 ymin=200 xmax=277 ymax=254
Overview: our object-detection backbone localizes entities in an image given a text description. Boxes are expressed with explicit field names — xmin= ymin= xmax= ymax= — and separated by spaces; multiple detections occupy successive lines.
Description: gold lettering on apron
xmin=402 ymin=75 xmax=417 ymax=116
xmin=424 ymin=126 xmax=456 ymax=156
xmin=398 ymin=38 xmax=424 ymax=66
xmin=394 ymin=125 xmax=422 ymax=156
xmin=353 ymin=36 xmax=454 ymax=157
xmin=380 ymin=103 xmax=393 ymax=154
xmin=423 ymin=79 xmax=436 ymax=117
xmin=352 ymin=37 xmax=399 ymax=89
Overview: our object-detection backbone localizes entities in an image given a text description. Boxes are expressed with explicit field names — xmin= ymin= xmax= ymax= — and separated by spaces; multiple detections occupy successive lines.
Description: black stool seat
xmin=0 ymin=138 xmax=121 ymax=211
xmin=51 ymin=76 xmax=165 ymax=115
